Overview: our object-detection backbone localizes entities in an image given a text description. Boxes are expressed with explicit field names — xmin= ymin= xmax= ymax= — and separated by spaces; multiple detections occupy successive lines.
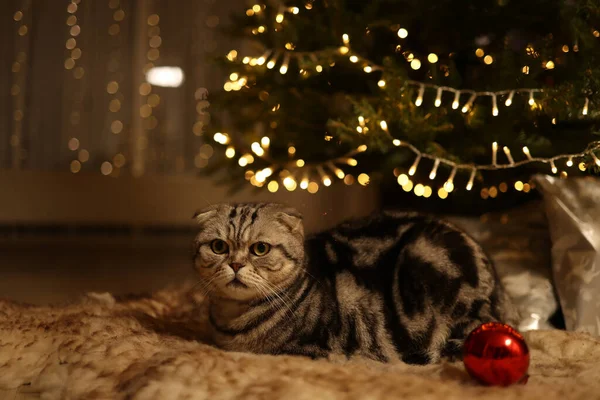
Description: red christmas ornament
xmin=463 ymin=322 xmax=530 ymax=386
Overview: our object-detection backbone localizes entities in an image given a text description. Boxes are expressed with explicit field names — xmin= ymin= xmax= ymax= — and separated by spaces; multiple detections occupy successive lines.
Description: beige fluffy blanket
xmin=1 ymin=285 xmax=599 ymax=400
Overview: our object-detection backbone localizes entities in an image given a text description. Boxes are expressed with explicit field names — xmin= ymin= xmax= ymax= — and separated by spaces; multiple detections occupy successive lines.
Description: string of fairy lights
xmin=214 ymin=1 xmax=599 ymax=198
xmin=10 ymin=0 xmax=31 ymax=170
xmin=65 ymin=0 xmax=88 ymax=174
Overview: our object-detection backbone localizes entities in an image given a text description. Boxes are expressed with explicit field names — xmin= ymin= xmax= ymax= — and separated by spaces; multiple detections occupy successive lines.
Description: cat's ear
xmin=192 ymin=204 xmax=221 ymax=225
xmin=272 ymin=205 xmax=304 ymax=237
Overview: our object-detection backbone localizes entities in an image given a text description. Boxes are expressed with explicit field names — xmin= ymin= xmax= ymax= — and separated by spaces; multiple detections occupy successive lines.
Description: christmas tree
xmin=206 ymin=0 xmax=600 ymax=211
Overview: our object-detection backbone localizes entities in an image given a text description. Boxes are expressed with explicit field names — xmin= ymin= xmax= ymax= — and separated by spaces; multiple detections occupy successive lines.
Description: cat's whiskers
xmin=259 ymin=278 xmax=297 ymax=319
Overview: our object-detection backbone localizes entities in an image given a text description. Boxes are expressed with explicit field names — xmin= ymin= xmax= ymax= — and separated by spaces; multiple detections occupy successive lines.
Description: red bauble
xmin=463 ymin=322 xmax=530 ymax=386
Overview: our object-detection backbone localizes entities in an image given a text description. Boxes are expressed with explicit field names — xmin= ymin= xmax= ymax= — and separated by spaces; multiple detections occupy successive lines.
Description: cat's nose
xmin=230 ymin=263 xmax=244 ymax=273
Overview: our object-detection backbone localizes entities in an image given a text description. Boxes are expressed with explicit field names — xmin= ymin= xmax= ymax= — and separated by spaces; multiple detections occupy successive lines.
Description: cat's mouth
xmin=226 ymin=277 xmax=248 ymax=289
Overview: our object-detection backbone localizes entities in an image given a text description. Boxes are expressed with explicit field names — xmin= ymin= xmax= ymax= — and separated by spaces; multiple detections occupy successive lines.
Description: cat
xmin=192 ymin=202 xmax=517 ymax=364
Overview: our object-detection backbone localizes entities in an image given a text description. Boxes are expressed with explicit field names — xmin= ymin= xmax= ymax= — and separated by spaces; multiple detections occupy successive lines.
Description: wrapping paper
xmin=534 ymin=174 xmax=600 ymax=336
xmin=448 ymin=203 xmax=559 ymax=332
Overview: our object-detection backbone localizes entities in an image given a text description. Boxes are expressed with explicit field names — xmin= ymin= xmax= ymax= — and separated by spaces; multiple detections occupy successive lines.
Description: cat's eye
xmin=210 ymin=239 xmax=229 ymax=254
xmin=250 ymin=242 xmax=271 ymax=256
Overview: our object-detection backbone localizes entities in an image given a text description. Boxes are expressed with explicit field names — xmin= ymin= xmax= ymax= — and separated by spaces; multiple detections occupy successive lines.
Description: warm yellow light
xmin=397 ymin=173 xmax=409 ymax=186
xmin=267 ymin=60 xmax=276 ymax=69
xmin=251 ymin=142 xmax=265 ymax=156
xmin=475 ymin=48 xmax=484 ymax=58
xmin=378 ymin=80 xmax=386 ymax=88
xmin=279 ymin=65 xmax=288 ymax=74
xmin=288 ymin=146 xmax=296 ymax=155
xmin=229 ymin=72 xmax=239 ymax=81
xmin=275 ymin=13 xmax=284 ymax=23
xmin=307 ymin=182 xmax=319 ymax=194
xmin=290 ymin=7 xmax=299 ymax=14
xmin=364 ymin=66 xmax=372 ymax=73
xmin=334 ymin=168 xmax=345 ymax=179
xmin=357 ymin=173 xmax=370 ymax=186
xmin=257 ymin=25 xmax=265 ymax=33
xmin=357 ymin=145 xmax=368 ymax=152
xmin=225 ymin=146 xmax=235 ymax=158
xmin=429 ymin=159 xmax=440 ymax=180
xmin=259 ymin=137 xmax=269 ymax=149
xmin=522 ymin=146 xmax=532 ymax=160
xmin=323 ymin=176 xmax=332 ymax=186
xmin=408 ymin=155 xmax=421 ymax=176
xmin=346 ymin=158 xmax=358 ymax=166
xmin=283 ymin=177 xmax=297 ymax=191
xmin=242 ymin=56 xmax=250 ymax=64
xmin=213 ymin=132 xmax=229 ymax=144
xmin=443 ymin=181 xmax=454 ymax=193
xmin=316 ymin=65 xmax=323 ymax=72
xmin=349 ymin=55 xmax=359 ymax=63
xmin=514 ymin=181 xmax=524 ymax=191
xmin=296 ymin=159 xmax=305 ymax=167
xmin=397 ymin=28 xmax=408 ymax=38
xmin=484 ymin=55 xmax=493 ymax=65
xmin=583 ymin=98 xmax=589 ymax=116
xmin=566 ymin=157 xmax=573 ymax=167
xmin=427 ymin=53 xmax=438 ymax=63
xmin=562 ymin=45 xmax=569 ymax=53
xmin=402 ymin=180 xmax=413 ymax=192
xmin=579 ymin=162 xmax=587 ymax=171
xmin=380 ymin=120 xmax=388 ymax=131
xmin=268 ymin=181 xmax=279 ymax=192
xmin=342 ymin=34 xmax=349 ymax=44
xmin=545 ymin=60 xmax=555 ymax=70
xmin=339 ymin=46 xmax=349 ymax=55
xmin=300 ymin=178 xmax=309 ymax=190
xmin=252 ymin=4 xmax=261 ymax=12
xmin=393 ymin=139 xmax=402 ymax=146
xmin=423 ymin=186 xmax=432 ymax=198
xmin=414 ymin=183 xmax=425 ymax=197
xmin=226 ymin=50 xmax=238 ymax=61
xmin=522 ymin=65 xmax=530 ymax=74
xmin=410 ymin=59 xmax=421 ymax=70
xmin=238 ymin=157 xmax=248 ymax=167
xmin=438 ymin=187 xmax=448 ymax=199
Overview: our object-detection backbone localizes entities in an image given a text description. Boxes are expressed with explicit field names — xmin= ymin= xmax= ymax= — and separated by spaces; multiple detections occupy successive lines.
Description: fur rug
xmin=1 ymin=284 xmax=599 ymax=400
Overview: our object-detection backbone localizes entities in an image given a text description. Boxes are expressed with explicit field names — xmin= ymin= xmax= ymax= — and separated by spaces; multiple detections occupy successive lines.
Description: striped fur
xmin=192 ymin=203 xmax=517 ymax=364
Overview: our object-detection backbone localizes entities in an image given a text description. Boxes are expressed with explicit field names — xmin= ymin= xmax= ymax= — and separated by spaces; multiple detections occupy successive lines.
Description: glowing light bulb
xmin=484 ymin=55 xmax=493 ymax=65
xmin=323 ymin=176 xmax=332 ymax=186
xmin=283 ymin=177 xmax=297 ymax=191
xmin=225 ymin=146 xmax=235 ymax=158
xmin=550 ymin=160 xmax=558 ymax=174
xmin=300 ymin=178 xmax=309 ymax=190
xmin=583 ymin=97 xmax=589 ymax=116
xmin=342 ymin=34 xmax=349 ymax=44
xmin=397 ymin=173 xmax=409 ymax=186
xmin=492 ymin=94 xmax=498 ymax=116
xmin=503 ymin=146 xmax=514 ymax=165
xmin=275 ymin=13 xmax=284 ymax=23
xmin=316 ymin=65 xmax=323 ymax=72
xmin=397 ymin=28 xmax=408 ymax=38
xmin=452 ymin=91 xmax=460 ymax=109
xmin=279 ymin=53 xmax=290 ymax=75
xmin=357 ymin=144 xmax=368 ymax=152
xmin=229 ymin=72 xmax=239 ymax=81
xmin=349 ymin=55 xmax=358 ymax=63
xmin=427 ymin=53 xmax=438 ymax=63
xmin=528 ymin=91 xmax=535 ymax=106
xmin=238 ymin=157 xmax=248 ymax=167
xmin=268 ymin=181 xmax=279 ymax=193
xmin=522 ymin=146 xmax=532 ymax=160
xmin=392 ymin=139 xmax=402 ymax=146
xmin=466 ymin=169 xmax=476 ymax=191
xmin=410 ymin=59 xmax=421 ymax=70
xmin=492 ymin=142 xmax=498 ymax=166
xmin=415 ymin=85 xmax=425 ymax=107
xmin=339 ymin=46 xmax=349 ymax=55
xmin=505 ymin=91 xmax=515 ymax=107
xmin=346 ymin=158 xmax=358 ymax=166
xmin=364 ymin=66 xmax=372 ymax=73
xmin=378 ymin=80 xmax=386 ymax=88
xmin=429 ymin=159 xmax=440 ymax=180
xmin=462 ymin=94 xmax=476 ymax=113
xmin=566 ymin=157 xmax=573 ymax=167
xmin=357 ymin=173 xmax=370 ymax=186
xmin=434 ymin=87 xmax=442 ymax=107
xmin=380 ymin=120 xmax=388 ymax=131
xmin=296 ymin=159 xmax=305 ymax=167
xmin=290 ymin=7 xmax=299 ymax=14
xmin=545 ymin=60 xmax=555 ymax=70
xmin=408 ymin=154 xmax=421 ymax=176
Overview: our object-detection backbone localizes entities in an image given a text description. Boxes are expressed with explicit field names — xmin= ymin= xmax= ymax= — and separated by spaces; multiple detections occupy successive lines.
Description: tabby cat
xmin=192 ymin=202 xmax=516 ymax=364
